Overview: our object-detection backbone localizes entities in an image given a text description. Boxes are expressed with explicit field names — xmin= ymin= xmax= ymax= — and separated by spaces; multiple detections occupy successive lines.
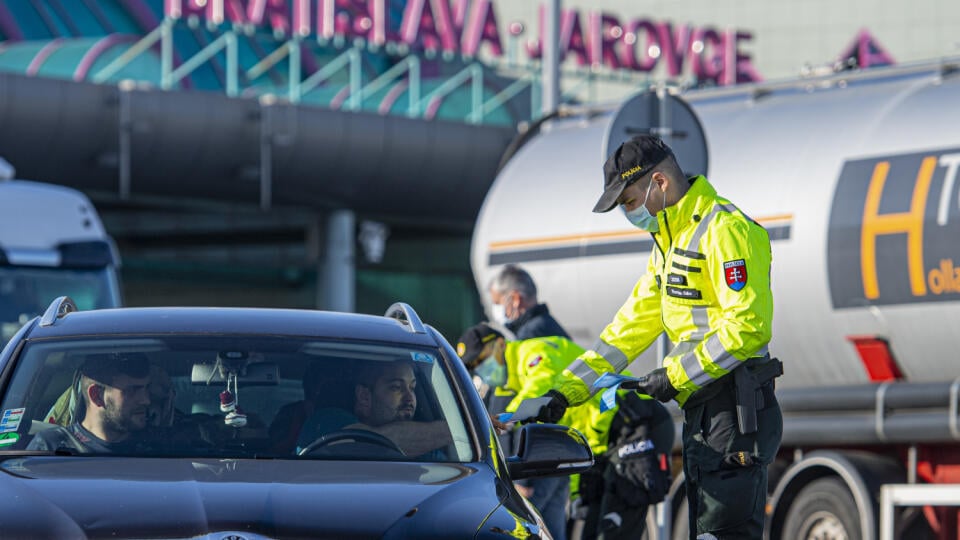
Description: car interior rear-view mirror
xmin=191 ymin=361 xmax=279 ymax=385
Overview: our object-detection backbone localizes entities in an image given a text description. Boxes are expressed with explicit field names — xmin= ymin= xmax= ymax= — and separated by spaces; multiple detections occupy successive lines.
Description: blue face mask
xmin=474 ymin=355 xmax=507 ymax=387
xmin=621 ymin=179 xmax=659 ymax=232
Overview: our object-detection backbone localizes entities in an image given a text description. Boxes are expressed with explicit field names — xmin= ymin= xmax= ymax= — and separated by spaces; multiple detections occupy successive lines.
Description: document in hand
xmin=497 ymin=396 xmax=555 ymax=423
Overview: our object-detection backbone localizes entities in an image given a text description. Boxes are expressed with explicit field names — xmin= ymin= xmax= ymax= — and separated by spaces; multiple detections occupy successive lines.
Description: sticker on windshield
xmin=0 ymin=408 xmax=24 ymax=433
xmin=410 ymin=351 xmax=435 ymax=363
xmin=0 ymin=432 xmax=19 ymax=447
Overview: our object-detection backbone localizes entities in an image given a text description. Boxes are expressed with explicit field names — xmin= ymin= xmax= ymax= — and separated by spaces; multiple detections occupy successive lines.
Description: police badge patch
xmin=723 ymin=259 xmax=748 ymax=291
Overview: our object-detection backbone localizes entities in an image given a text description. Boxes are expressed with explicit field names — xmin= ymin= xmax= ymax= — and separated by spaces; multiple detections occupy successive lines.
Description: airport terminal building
xmin=0 ymin=0 xmax=958 ymax=339
xmin=493 ymin=0 xmax=958 ymax=101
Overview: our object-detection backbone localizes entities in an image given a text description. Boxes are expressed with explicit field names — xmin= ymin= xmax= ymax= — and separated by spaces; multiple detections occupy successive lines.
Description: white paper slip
xmin=502 ymin=396 xmax=554 ymax=423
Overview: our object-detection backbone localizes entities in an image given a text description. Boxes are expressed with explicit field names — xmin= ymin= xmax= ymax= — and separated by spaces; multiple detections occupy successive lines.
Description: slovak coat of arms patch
xmin=723 ymin=259 xmax=748 ymax=291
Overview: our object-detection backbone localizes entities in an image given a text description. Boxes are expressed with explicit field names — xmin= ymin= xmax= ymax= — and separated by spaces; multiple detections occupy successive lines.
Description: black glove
xmin=619 ymin=368 xmax=678 ymax=403
xmin=535 ymin=389 xmax=569 ymax=423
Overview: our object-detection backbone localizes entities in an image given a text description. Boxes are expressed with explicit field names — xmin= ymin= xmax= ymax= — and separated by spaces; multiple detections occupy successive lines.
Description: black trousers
xmin=681 ymin=381 xmax=782 ymax=540
xmin=576 ymin=463 xmax=653 ymax=540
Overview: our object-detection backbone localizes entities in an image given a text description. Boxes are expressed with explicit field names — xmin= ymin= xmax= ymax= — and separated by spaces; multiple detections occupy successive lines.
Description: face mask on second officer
xmin=456 ymin=323 xmax=508 ymax=389
xmin=474 ymin=352 xmax=506 ymax=387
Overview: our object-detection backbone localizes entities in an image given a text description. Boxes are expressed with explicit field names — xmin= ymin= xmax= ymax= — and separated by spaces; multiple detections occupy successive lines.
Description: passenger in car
xmin=146 ymin=364 xmax=179 ymax=428
xmin=43 ymin=372 xmax=81 ymax=426
xmin=28 ymin=353 xmax=152 ymax=453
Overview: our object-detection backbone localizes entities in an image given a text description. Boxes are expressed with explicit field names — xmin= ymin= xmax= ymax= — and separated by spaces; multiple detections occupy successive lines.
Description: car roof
xmin=22 ymin=306 xmax=441 ymax=347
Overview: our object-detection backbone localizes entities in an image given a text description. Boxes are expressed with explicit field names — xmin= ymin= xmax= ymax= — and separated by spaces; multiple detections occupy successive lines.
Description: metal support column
xmin=118 ymin=81 xmax=133 ymax=199
xmin=541 ymin=0 xmax=561 ymax=117
xmin=322 ymin=210 xmax=356 ymax=312
xmin=259 ymin=95 xmax=274 ymax=210
xmin=655 ymin=82 xmax=673 ymax=147
xmin=160 ymin=19 xmax=173 ymax=90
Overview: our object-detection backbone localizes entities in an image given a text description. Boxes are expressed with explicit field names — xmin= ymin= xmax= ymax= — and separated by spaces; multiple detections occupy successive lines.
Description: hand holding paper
xmin=498 ymin=390 xmax=569 ymax=423
xmin=497 ymin=396 xmax=552 ymax=423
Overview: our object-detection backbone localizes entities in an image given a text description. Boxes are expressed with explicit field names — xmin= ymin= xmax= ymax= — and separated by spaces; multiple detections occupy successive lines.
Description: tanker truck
xmin=471 ymin=58 xmax=960 ymax=540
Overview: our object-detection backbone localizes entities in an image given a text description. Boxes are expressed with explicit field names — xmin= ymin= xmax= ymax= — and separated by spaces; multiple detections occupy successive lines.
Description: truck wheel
xmin=782 ymin=477 xmax=860 ymax=540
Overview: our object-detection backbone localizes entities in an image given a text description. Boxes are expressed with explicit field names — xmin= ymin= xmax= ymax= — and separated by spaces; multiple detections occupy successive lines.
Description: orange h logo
xmin=860 ymin=157 xmax=937 ymax=299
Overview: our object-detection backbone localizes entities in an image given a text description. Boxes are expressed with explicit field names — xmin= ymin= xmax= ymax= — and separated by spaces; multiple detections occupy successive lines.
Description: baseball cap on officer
xmin=594 ymin=135 xmax=674 ymax=213
xmin=456 ymin=323 xmax=503 ymax=368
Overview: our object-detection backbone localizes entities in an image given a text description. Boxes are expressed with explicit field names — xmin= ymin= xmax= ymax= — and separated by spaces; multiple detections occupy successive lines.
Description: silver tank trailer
xmin=472 ymin=60 xmax=960 ymax=391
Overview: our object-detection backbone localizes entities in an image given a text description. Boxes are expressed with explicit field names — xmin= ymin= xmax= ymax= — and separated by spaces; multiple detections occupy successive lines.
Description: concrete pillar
xmin=321 ymin=209 xmax=355 ymax=312
xmin=541 ymin=0 xmax=561 ymax=117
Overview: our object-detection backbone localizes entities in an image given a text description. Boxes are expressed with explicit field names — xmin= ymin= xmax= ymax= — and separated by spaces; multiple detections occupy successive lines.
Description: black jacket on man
xmin=506 ymin=303 xmax=570 ymax=340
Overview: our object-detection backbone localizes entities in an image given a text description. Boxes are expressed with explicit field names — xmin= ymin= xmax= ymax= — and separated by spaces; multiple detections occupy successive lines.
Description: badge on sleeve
xmin=723 ymin=259 xmax=748 ymax=291
xmin=527 ymin=355 xmax=543 ymax=368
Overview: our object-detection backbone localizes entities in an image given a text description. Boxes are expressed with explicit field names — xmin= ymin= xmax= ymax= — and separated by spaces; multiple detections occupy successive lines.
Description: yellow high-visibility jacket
xmin=557 ymin=176 xmax=773 ymax=408
xmin=500 ymin=336 xmax=619 ymax=455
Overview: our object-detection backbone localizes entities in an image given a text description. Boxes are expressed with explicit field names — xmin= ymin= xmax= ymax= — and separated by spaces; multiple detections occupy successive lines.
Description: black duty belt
xmin=683 ymin=356 xmax=784 ymax=436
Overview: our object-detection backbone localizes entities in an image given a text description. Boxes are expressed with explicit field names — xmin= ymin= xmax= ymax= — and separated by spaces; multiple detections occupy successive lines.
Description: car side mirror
xmin=506 ymin=423 xmax=594 ymax=480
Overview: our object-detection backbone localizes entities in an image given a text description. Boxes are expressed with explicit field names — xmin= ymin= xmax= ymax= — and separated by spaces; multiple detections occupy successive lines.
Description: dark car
xmin=0 ymin=297 xmax=593 ymax=539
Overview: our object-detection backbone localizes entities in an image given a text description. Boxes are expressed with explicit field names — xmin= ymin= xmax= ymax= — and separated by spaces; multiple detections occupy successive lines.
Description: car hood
xmin=0 ymin=457 xmax=505 ymax=539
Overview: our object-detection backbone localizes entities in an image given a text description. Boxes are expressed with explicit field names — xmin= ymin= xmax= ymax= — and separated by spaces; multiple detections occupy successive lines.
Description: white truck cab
xmin=0 ymin=159 xmax=121 ymax=344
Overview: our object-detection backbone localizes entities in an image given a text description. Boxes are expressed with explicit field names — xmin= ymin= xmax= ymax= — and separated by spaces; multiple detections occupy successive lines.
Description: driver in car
xmin=301 ymin=360 xmax=452 ymax=458
xmin=28 ymin=353 xmax=152 ymax=453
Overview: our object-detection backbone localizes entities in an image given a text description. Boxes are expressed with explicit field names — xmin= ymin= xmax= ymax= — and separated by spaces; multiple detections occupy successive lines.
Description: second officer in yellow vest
xmin=456 ymin=323 xmax=673 ymax=540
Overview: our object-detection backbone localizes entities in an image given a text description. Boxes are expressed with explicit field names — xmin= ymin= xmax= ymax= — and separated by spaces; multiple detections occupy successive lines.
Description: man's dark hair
xmin=355 ymin=360 xmax=416 ymax=389
xmin=489 ymin=264 xmax=537 ymax=300
xmin=75 ymin=352 xmax=150 ymax=414
xmin=80 ymin=352 xmax=150 ymax=386
xmin=652 ymin=154 xmax=684 ymax=182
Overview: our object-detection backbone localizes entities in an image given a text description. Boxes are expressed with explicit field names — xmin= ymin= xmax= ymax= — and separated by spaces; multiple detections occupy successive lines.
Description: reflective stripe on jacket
xmin=557 ymin=176 xmax=773 ymax=408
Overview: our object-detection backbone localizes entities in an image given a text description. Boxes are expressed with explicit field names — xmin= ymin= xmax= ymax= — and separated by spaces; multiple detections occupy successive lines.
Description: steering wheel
xmin=298 ymin=429 xmax=405 ymax=457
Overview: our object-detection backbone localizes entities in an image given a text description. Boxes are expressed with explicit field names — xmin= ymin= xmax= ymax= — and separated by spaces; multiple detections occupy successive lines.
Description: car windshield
xmin=0 ymin=335 xmax=475 ymax=462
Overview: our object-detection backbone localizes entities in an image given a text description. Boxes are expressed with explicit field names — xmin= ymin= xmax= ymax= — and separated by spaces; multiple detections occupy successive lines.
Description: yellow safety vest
xmin=499 ymin=337 xmax=619 ymax=454
xmin=557 ymin=176 xmax=773 ymax=407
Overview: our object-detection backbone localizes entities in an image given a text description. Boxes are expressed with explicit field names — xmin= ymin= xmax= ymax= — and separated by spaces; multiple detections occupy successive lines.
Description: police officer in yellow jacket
xmin=526 ymin=135 xmax=783 ymax=540
xmin=457 ymin=323 xmax=674 ymax=540
xmin=458 ymin=323 xmax=591 ymax=540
